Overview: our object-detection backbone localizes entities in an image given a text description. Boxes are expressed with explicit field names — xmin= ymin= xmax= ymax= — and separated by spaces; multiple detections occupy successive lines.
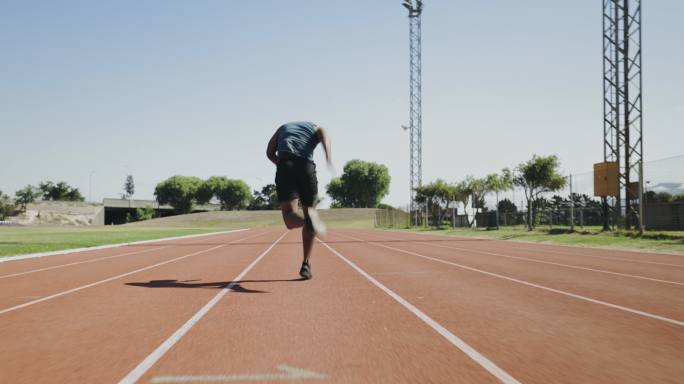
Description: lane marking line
xmin=339 ymin=233 xmax=684 ymax=328
xmin=0 ymin=228 xmax=250 ymax=264
xmin=418 ymin=242 xmax=684 ymax=286
xmin=371 ymin=230 xmax=684 ymax=268
xmin=0 ymin=230 xmax=270 ymax=315
xmin=510 ymin=247 xmax=684 ymax=268
xmin=150 ymin=365 xmax=326 ymax=383
xmin=320 ymin=240 xmax=521 ymax=384
xmin=0 ymin=246 xmax=173 ymax=280
xmin=118 ymin=231 xmax=288 ymax=384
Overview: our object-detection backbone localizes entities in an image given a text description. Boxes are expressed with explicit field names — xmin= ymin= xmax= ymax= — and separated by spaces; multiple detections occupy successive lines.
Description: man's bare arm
xmin=266 ymin=128 xmax=280 ymax=165
xmin=316 ymin=127 xmax=332 ymax=165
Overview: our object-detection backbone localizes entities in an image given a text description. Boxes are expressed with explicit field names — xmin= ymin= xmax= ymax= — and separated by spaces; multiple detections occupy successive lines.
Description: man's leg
xmin=280 ymin=199 xmax=305 ymax=229
xmin=301 ymin=210 xmax=315 ymax=265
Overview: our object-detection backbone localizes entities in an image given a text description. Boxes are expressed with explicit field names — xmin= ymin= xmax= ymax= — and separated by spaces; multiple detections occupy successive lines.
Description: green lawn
xmin=393 ymin=226 xmax=684 ymax=255
xmin=0 ymin=227 xmax=226 ymax=257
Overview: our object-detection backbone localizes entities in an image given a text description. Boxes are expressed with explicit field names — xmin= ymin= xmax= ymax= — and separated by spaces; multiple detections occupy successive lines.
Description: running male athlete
xmin=266 ymin=121 xmax=332 ymax=280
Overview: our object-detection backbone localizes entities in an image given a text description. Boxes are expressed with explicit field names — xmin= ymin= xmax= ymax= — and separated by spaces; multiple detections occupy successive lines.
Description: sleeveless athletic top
xmin=276 ymin=121 xmax=318 ymax=161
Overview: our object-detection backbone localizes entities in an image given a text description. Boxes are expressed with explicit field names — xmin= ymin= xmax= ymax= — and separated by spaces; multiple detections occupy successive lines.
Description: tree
xmin=414 ymin=179 xmax=455 ymax=227
xmin=154 ymin=175 xmax=203 ymax=214
xmin=248 ymin=184 xmax=279 ymax=210
xmin=124 ymin=175 xmax=135 ymax=199
xmin=38 ymin=181 xmax=84 ymax=201
xmin=197 ymin=176 xmax=252 ymax=210
xmin=453 ymin=179 xmax=475 ymax=227
xmin=326 ymin=160 xmax=391 ymax=208
xmin=497 ymin=198 xmax=517 ymax=213
xmin=14 ymin=185 xmax=40 ymax=212
xmin=485 ymin=169 xmax=513 ymax=228
xmin=513 ymin=155 xmax=567 ymax=230
xmin=0 ymin=191 xmax=16 ymax=220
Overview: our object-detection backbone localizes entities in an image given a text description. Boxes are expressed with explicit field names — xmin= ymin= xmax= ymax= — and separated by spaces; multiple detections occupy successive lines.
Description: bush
xmin=0 ymin=192 xmax=16 ymax=220
xmin=135 ymin=206 xmax=155 ymax=221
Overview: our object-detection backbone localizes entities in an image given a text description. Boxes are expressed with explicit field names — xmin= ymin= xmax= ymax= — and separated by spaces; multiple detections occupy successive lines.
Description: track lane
xmin=0 ymin=229 xmax=252 ymax=277
xmin=327 ymin=229 xmax=684 ymax=384
xmin=0 ymin=228 xmax=284 ymax=384
xmin=368 ymin=229 xmax=684 ymax=267
xmin=339 ymin=231 xmax=684 ymax=322
xmin=347 ymin=229 xmax=684 ymax=283
xmin=0 ymin=230 xmax=273 ymax=311
xmin=132 ymin=229 xmax=503 ymax=384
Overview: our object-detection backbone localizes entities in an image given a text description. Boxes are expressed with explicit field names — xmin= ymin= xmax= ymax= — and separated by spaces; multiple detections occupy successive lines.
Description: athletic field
xmin=1 ymin=228 xmax=682 ymax=383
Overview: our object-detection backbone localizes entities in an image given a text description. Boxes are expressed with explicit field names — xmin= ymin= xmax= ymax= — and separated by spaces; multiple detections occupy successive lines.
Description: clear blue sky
xmin=2 ymin=1 xmax=682 ymax=206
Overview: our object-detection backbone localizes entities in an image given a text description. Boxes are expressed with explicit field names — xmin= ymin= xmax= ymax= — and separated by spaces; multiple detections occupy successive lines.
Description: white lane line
xmin=0 ymin=228 xmax=249 ymax=263
xmin=118 ymin=231 xmax=288 ymax=384
xmin=320 ymin=240 xmax=521 ymax=384
xmin=150 ymin=365 xmax=326 ymax=383
xmin=0 ymin=230 xmax=270 ymax=315
xmin=0 ymin=228 xmax=263 ymax=279
xmin=340 ymin=233 xmax=684 ymax=328
xmin=419 ymin=242 xmax=684 ymax=287
xmin=0 ymin=246 xmax=173 ymax=280
xmin=509 ymin=247 xmax=684 ymax=268
xmin=371 ymin=230 xmax=684 ymax=268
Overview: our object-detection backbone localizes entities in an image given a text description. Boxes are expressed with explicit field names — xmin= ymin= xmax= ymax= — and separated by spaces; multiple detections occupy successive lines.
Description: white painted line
xmin=0 ymin=230 xmax=270 ymax=315
xmin=0 ymin=228 xmax=250 ymax=263
xmin=118 ymin=231 xmax=288 ymax=384
xmin=0 ymin=246 xmax=173 ymax=280
xmin=341 ymin=233 xmax=684 ymax=328
xmin=150 ymin=365 xmax=325 ymax=383
xmin=511 ymin=246 xmax=684 ymax=268
xmin=319 ymin=240 xmax=521 ymax=384
xmin=420 ymin=242 xmax=684 ymax=286
xmin=377 ymin=229 xmax=684 ymax=268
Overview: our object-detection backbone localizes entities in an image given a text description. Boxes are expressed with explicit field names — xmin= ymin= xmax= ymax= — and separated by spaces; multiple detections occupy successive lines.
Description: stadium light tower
xmin=402 ymin=0 xmax=423 ymax=225
xmin=602 ymin=0 xmax=643 ymax=230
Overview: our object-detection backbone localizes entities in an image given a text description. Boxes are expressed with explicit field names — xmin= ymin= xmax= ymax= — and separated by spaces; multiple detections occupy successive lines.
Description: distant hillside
xmin=126 ymin=208 xmax=378 ymax=229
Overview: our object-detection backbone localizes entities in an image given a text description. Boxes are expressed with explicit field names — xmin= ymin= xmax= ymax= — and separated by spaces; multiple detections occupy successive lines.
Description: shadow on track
xmin=125 ymin=278 xmax=305 ymax=293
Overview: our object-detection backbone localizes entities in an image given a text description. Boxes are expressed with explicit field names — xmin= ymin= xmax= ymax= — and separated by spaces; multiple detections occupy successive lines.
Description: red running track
xmin=0 ymin=228 xmax=682 ymax=383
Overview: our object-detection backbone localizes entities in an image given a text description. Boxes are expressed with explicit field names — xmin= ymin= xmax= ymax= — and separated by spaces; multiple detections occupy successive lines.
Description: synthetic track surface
xmin=0 ymin=228 xmax=682 ymax=383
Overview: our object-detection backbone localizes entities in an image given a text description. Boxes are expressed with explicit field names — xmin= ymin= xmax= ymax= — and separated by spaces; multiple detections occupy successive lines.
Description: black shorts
xmin=275 ymin=154 xmax=318 ymax=206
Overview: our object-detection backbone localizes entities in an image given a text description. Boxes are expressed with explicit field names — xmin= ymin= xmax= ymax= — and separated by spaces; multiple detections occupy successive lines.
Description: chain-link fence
xmin=375 ymin=155 xmax=684 ymax=231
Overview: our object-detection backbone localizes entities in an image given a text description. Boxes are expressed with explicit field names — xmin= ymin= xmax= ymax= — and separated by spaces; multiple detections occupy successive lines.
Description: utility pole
xmin=402 ymin=0 xmax=423 ymax=226
xmin=89 ymin=170 xmax=95 ymax=203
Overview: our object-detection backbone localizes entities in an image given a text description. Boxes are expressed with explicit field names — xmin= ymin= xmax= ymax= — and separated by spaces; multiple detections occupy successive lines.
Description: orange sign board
xmin=594 ymin=162 xmax=619 ymax=197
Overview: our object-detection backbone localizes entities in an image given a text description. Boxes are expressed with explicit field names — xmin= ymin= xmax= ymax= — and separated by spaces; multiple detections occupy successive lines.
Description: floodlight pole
xmin=402 ymin=0 xmax=424 ymax=227
xmin=602 ymin=0 xmax=643 ymax=230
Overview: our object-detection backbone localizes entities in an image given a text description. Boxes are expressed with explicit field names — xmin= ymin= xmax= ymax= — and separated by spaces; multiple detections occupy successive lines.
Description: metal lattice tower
xmin=602 ymin=0 xmax=644 ymax=229
xmin=402 ymin=0 xmax=423 ymax=224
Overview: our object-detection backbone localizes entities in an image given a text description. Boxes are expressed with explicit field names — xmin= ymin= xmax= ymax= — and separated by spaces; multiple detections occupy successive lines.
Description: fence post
xmin=569 ymin=174 xmax=575 ymax=232
xmin=407 ymin=205 xmax=411 ymax=228
xmin=425 ymin=201 xmax=428 ymax=228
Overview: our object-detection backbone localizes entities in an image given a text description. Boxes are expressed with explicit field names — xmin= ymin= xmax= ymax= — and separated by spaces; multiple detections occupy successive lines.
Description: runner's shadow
xmin=125 ymin=278 xmax=305 ymax=293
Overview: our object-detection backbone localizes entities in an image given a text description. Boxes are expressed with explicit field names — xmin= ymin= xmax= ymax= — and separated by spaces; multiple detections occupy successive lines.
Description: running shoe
xmin=299 ymin=262 xmax=312 ymax=280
